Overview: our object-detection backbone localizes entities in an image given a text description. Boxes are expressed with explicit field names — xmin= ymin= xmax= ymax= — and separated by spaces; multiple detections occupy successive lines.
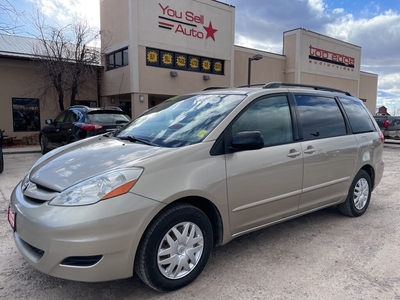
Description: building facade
xmin=100 ymin=0 xmax=377 ymax=117
xmin=0 ymin=0 xmax=378 ymax=139
xmin=0 ymin=35 xmax=99 ymax=139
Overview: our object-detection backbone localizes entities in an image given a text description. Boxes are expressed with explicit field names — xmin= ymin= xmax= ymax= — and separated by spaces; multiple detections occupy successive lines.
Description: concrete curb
xmin=3 ymin=147 xmax=41 ymax=155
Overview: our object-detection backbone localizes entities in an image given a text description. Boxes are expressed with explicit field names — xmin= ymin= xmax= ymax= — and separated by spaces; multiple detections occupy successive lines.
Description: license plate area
xmin=8 ymin=206 xmax=16 ymax=231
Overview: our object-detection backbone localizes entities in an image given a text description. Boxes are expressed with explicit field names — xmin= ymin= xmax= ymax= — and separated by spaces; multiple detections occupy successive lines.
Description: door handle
xmin=287 ymin=149 xmax=301 ymax=158
xmin=304 ymin=147 xmax=316 ymax=154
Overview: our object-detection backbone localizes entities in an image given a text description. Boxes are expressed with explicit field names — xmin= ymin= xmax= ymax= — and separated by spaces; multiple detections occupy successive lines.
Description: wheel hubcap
xmin=157 ymin=221 xmax=204 ymax=279
xmin=353 ymin=178 xmax=369 ymax=210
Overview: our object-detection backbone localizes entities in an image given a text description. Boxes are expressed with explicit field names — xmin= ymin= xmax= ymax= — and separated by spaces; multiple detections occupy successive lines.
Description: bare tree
xmin=31 ymin=12 xmax=101 ymax=112
xmin=0 ymin=0 xmax=23 ymax=34
xmin=392 ymin=106 xmax=400 ymax=116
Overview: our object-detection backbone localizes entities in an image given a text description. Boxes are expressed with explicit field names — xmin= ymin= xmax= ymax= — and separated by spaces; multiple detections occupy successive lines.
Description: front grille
xmin=22 ymin=181 xmax=59 ymax=204
xmin=24 ymin=195 xmax=47 ymax=205
xmin=60 ymin=255 xmax=103 ymax=267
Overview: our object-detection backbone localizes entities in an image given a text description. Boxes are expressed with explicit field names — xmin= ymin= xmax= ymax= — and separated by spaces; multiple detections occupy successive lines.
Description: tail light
xmin=384 ymin=120 xmax=389 ymax=129
xmin=79 ymin=124 xmax=103 ymax=131
xmin=378 ymin=131 xmax=385 ymax=143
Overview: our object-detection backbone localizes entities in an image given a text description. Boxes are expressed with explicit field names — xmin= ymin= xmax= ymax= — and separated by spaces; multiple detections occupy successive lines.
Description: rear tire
xmin=40 ymin=134 xmax=48 ymax=155
xmin=135 ymin=204 xmax=213 ymax=292
xmin=338 ymin=170 xmax=371 ymax=217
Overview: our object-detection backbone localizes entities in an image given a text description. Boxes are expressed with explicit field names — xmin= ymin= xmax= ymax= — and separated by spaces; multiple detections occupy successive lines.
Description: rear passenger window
xmin=295 ymin=95 xmax=346 ymax=141
xmin=339 ymin=97 xmax=376 ymax=134
xmin=87 ymin=113 xmax=131 ymax=125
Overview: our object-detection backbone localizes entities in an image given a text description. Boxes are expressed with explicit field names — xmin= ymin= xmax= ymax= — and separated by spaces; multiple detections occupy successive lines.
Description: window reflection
xmin=295 ymin=95 xmax=346 ymax=140
xmin=231 ymin=95 xmax=293 ymax=146
xmin=117 ymin=94 xmax=245 ymax=147
xmin=12 ymin=98 xmax=40 ymax=132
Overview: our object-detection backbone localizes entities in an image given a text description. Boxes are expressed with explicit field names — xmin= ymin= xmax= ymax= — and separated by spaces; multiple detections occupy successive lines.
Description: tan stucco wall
xmin=0 ymin=58 xmax=98 ymax=138
xmin=300 ymin=72 xmax=359 ymax=95
xmin=233 ymin=47 xmax=286 ymax=87
xmin=100 ymin=0 xmax=129 ymax=52
xmin=101 ymin=65 xmax=131 ymax=96
xmin=359 ymin=71 xmax=378 ymax=114
xmin=283 ymin=33 xmax=297 ymax=71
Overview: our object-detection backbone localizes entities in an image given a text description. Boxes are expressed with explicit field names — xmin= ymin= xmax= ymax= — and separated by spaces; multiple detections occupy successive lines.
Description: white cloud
xmin=307 ymin=0 xmax=326 ymax=17
xmin=28 ymin=0 xmax=100 ymax=29
xmin=235 ymin=34 xmax=282 ymax=53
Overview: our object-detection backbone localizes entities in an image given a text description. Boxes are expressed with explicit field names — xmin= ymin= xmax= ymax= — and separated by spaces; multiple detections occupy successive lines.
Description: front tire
xmin=135 ymin=204 xmax=213 ymax=292
xmin=40 ymin=134 xmax=48 ymax=155
xmin=338 ymin=170 xmax=372 ymax=217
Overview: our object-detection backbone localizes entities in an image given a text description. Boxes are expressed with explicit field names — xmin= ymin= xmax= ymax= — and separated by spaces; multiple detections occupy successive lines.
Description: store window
xmin=107 ymin=48 xmax=128 ymax=70
xmin=12 ymin=98 xmax=41 ymax=132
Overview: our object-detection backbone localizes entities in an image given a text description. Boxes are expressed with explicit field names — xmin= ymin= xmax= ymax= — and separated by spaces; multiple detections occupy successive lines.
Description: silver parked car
xmin=8 ymin=82 xmax=384 ymax=292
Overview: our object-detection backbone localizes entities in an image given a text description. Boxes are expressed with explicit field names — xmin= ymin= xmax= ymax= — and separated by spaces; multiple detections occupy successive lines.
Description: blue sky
xmin=1 ymin=0 xmax=399 ymax=114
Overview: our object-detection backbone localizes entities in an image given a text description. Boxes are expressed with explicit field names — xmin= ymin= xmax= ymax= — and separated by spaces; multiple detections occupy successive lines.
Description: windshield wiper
xmin=118 ymin=135 xmax=159 ymax=147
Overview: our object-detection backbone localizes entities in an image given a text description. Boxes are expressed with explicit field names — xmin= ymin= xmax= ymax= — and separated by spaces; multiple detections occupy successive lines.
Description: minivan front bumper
xmin=9 ymin=181 xmax=161 ymax=282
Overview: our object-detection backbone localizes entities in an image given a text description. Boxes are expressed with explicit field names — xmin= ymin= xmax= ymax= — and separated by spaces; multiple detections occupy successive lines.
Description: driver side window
xmin=232 ymin=95 xmax=293 ymax=147
xmin=53 ymin=111 xmax=68 ymax=125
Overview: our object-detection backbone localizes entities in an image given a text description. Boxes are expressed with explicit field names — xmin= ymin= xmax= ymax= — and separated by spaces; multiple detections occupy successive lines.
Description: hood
xmin=29 ymin=136 xmax=175 ymax=191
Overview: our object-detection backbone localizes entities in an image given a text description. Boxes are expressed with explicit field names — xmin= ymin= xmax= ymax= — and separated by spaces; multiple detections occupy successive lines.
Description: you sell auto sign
xmin=136 ymin=0 xmax=234 ymax=60
xmin=158 ymin=3 xmax=218 ymax=41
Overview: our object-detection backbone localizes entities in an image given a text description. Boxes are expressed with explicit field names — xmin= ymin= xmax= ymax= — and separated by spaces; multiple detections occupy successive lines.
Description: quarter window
xmin=295 ymin=95 xmax=346 ymax=141
xmin=232 ymin=95 xmax=293 ymax=147
xmin=339 ymin=97 xmax=376 ymax=133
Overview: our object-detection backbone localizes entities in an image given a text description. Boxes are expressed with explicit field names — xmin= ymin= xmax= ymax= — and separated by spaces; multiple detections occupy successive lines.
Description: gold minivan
xmin=9 ymin=83 xmax=384 ymax=291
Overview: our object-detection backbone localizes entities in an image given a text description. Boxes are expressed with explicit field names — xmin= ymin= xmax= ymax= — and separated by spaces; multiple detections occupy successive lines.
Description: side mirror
xmin=231 ymin=131 xmax=264 ymax=151
xmin=45 ymin=119 xmax=53 ymax=125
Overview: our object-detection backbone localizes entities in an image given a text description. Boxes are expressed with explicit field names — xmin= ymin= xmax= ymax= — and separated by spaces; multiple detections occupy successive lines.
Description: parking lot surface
xmin=0 ymin=147 xmax=399 ymax=300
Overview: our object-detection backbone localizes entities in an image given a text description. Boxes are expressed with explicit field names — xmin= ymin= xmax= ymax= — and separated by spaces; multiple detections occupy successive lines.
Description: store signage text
xmin=146 ymin=47 xmax=224 ymax=75
xmin=158 ymin=3 xmax=217 ymax=41
xmin=159 ymin=4 xmax=205 ymax=24
xmin=309 ymin=45 xmax=355 ymax=69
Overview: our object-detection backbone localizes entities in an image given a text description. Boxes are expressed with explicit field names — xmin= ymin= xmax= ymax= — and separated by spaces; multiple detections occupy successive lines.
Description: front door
xmin=226 ymin=94 xmax=304 ymax=235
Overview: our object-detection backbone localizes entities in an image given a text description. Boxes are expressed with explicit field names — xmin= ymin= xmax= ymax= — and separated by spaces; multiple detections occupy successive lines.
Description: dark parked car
xmin=39 ymin=106 xmax=131 ymax=154
xmin=373 ymin=115 xmax=400 ymax=140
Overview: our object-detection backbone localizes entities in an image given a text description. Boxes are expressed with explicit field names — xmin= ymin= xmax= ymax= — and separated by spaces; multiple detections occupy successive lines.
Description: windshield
xmin=116 ymin=94 xmax=245 ymax=147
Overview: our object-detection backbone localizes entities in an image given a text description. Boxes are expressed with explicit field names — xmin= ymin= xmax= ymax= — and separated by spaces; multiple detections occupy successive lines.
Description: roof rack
xmin=236 ymin=84 xmax=266 ymax=88
xmin=262 ymin=82 xmax=355 ymax=97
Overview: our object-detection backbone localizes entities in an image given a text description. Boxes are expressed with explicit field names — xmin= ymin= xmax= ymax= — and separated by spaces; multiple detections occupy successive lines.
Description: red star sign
xmin=203 ymin=21 xmax=217 ymax=41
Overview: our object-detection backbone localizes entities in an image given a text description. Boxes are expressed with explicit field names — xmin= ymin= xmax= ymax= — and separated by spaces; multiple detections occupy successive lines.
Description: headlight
xmin=49 ymin=167 xmax=143 ymax=206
